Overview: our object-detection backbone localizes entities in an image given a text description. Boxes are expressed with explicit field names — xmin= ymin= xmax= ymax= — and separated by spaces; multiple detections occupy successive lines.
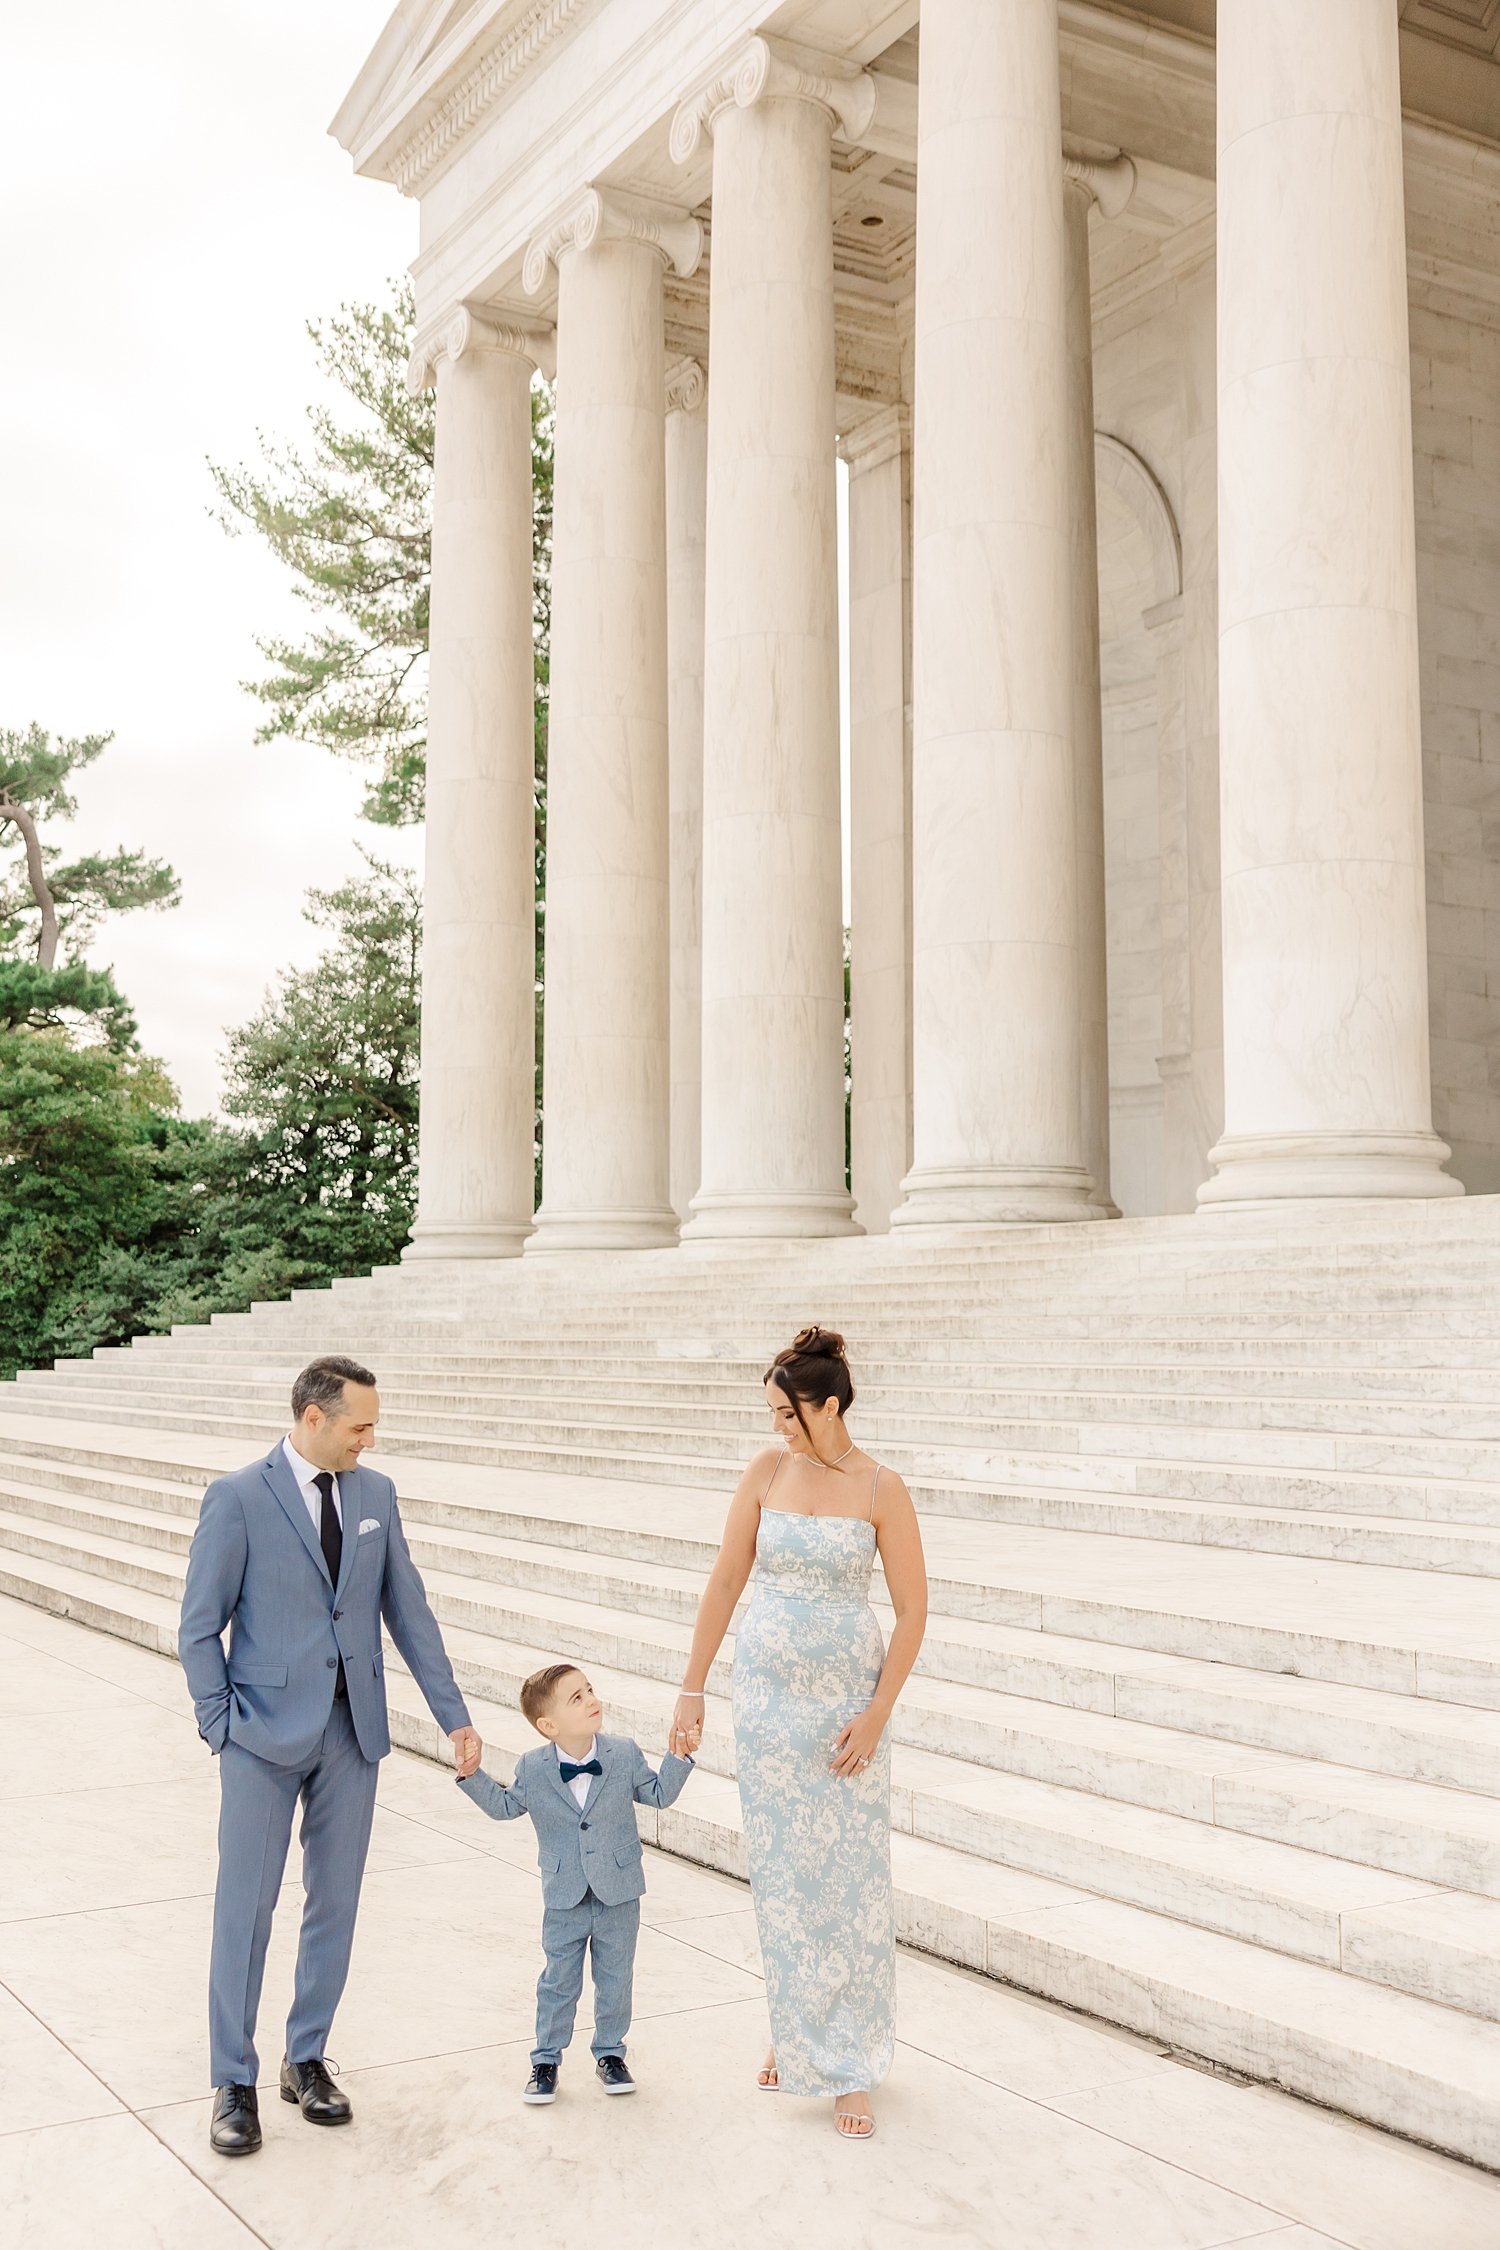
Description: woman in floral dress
xmin=670 ymin=1326 xmax=928 ymax=2139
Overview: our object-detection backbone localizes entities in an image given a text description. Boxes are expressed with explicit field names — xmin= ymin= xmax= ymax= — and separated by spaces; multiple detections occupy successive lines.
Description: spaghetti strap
xmin=763 ymin=1449 xmax=786 ymax=1504
xmin=868 ymin=1461 xmax=880 ymax=1522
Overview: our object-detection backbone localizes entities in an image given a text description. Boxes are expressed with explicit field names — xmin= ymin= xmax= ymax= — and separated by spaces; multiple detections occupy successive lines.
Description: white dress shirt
xmin=555 ymin=1736 xmax=599 ymax=1810
xmin=282 ymin=1436 xmax=342 ymax=1536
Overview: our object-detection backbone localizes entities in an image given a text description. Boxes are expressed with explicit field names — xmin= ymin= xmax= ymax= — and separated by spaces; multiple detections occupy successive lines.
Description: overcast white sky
xmin=2 ymin=1 xmax=852 ymax=1119
xmin=1 ymin=1 xmax=418 ymax=1113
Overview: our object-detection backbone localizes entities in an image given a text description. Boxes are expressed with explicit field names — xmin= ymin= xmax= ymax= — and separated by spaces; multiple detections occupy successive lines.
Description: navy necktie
xmin=559 ymin=1758 xmax=602 ymax=1784
xmin=313 ymin=1471 xmax=346 ymax=1699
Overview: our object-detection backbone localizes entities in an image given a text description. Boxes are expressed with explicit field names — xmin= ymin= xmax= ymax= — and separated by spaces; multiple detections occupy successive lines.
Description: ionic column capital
xmin=1062 ymin=151 xmax=1137 ymax=220
xmin=523 ymin=186 xmax=702 ymax=296
xmin=406 ymin=303 xmax=555 ymax=396
xmin=664 ymin=355 xmax=707 ymax=416
xmin=670 ymin=35 xmax=877 ymax=165
xmin=838 ymin=402 xmax=910 ymax=478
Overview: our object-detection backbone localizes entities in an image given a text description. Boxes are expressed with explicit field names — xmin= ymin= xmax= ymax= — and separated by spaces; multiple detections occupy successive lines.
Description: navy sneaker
xmin=596 ymin=2056 xmax=636 ymax=2095
xmin=524 ymin=2063 xmax=559 ymax=2105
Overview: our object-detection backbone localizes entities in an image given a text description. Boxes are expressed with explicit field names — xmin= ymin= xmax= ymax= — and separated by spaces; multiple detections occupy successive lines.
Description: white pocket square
xmin=358 ymin=1518 xmax=381 ymax=1536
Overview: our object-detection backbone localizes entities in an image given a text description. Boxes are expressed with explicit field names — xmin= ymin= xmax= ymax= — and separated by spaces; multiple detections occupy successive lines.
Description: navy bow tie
xmin=559 ymin=1758 xmax=602 ymax=1784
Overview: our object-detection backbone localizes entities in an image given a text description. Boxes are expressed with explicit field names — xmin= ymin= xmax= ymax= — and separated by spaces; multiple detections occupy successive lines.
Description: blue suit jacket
xmin=457 ymin=1733 xmax=694 ymax=1908
xmin=178 ymin=1442 xmax=470 ymax=1767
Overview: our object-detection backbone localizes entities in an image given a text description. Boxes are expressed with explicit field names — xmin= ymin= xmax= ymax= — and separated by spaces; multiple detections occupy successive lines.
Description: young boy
xmin=456 ymin=1662 xmax=695 ymax=2103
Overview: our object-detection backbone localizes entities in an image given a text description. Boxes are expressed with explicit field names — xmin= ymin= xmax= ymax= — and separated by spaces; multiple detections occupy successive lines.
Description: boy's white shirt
xmin=555 ymin=1734 xmax=599 ymax=1810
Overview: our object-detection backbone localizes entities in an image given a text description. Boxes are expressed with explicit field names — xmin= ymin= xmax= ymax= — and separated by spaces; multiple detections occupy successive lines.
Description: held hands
xmin=830 ymin=1705 xmax=886 ymax=1780
xmin=449 ymin=1724 xmax=483 ymax=1780
xmin=669 ymin=1693 xmax=704 ymax=1759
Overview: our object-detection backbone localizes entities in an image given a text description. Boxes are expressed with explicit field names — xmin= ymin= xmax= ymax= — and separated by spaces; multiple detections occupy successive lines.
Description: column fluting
xmin=404 ymin=309 xmax=546 ymax=1260
xmin=672 ymin=39 xmax=869 ymax=1238
xmin=842 ymin=404 xmax=914 ymax=1234
xmin=665 ymin=357 xmax=708 ymax=1225
xmin=1064 ymin=155 xmax=1134 ymax=1219
xmin=894 ymin=0 xmax=1098 ymax=1229
xmin=524 ymin=189 xmax=701 ymax=1250
xmin=1202 ymin=0 xmax=1458 ymax=1206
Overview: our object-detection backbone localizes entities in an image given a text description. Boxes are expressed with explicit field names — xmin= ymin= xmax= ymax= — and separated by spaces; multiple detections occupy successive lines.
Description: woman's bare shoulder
xmin=743 ymin=1443 xmax=783 ymax=1488
xmin=871 ymin=1462 xmax=917 ymax=1512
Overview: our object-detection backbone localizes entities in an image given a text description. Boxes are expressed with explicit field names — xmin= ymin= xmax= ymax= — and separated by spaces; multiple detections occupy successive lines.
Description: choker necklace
xmin=806 ymin=1439 xmax=856 ymax=1471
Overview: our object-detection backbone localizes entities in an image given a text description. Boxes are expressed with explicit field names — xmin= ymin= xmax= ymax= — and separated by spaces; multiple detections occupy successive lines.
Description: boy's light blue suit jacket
xmin=458 ymin=1733 xmax=694 ymax=1907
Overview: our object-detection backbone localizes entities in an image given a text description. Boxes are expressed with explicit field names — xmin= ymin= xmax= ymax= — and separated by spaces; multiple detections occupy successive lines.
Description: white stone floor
xmin=4 ymin=1596 xmax=1500 ymax=2250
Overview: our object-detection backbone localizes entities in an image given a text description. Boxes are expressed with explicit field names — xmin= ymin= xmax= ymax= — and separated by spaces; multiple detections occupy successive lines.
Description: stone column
xmin=523 ymin=189 xmax=702 ymax=1250
xmin=841 ymin=404 xmax=913 ymax=1234
xmin=1064 ymin=153 xmax=1134 ymax=1219
xmin=665 ymin=357 xmax=708 ymax=1224
xmin=1161 ymin=251 xmax=1224 ymax=1209
xmin=895 ymin=0 xmax=1097 ymax=1229
xmin=672 ymin=39 xmax=869 ymax=1239
xmin=1203 ymin=0 xmax=1457 ymax=1206
xmin=404 ymin=308 xmax=548 ymax=1260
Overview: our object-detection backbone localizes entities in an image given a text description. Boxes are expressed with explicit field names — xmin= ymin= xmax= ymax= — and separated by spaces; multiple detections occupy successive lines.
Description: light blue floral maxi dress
xmin=731 ymin=1459 xmax=897 ymax=2097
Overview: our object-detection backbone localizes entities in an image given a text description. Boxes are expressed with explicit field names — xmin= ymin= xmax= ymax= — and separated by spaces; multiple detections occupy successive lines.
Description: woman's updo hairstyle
xmin=763 ymin=1325 xmax=855 ymax=1436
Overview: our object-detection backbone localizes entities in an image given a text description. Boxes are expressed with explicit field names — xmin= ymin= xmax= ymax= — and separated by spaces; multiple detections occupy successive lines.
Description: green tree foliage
xmin=0 ymin=960 xmax=138 ymax=1046
xmin=0 ymin=859 xmax=425 ymax=1380
xmin=0 ymin=723 xmax=179 ymax=968
xmin=0 ymin=1028 xmax=180 ymax=1377
xmin=219 ymin=852 xmax=421 ymax=1267
xmin=0 ymin=288 xmax=562 ymax=1379
xmin=209 ymin=280 xmax=554 ymax=831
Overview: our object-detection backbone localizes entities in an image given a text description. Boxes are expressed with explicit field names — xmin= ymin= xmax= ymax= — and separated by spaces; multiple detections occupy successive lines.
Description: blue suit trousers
xmin=209 ymin=1696 xmax=379 ymax=2086
xmin=532 ymin=1891 xmax=640 ymax=2066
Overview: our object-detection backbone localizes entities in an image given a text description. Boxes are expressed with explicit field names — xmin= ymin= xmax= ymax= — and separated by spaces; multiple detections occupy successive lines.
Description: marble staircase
xmin=4 ymin=1203 xmax=1500 ymax=2164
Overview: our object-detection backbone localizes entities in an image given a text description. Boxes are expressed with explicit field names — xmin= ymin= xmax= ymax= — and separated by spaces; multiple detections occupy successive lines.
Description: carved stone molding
xmin=670 ymin=36 xmax=878 ymax=166
xmin=664 ymin=355 xmax=706 ymax=415
xmin=1094 ymin=432 xmax=1182 ymax=606
xmin=523 ymin=186 xmax=702 ymax=296
xmin=1063 ymin=151 xmax=1137 ymax=220
xmin=838 ymin=401 xmax=910 ymax=477
xmin=406 ymin=303 xmax=555 ymax=397
xmin=391 ymin=0 xmax=592 ymax=197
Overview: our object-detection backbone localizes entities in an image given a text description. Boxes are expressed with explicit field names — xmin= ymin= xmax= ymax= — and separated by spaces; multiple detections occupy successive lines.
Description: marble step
xmin=77 ymin=1349 xmax=1500 ymax=1413
xmin=1 ymin=1411 xmax=1497 ymax=1702
xmin=31 ymin=1358 xmax=1500 ymax=1457
xmin=145 ymin=1306 xmax=1500 ymax=1344
xmin=5 ymin=1541 xmax=1500 ymax=2167
xmin=337 ymin=1251 xmax=1500 ymax=1289
xmin=42 ymin=1348 xmax=1500 ymax=1422
xmin=15 ymin=1461 xmax=1500 ymax=1792
xmin=394 ymin=1631 xmax=1500 ymax=2000
xmin=96 ymin=1314 xmax=1500 ymax=1359
xmin=9 ymin=1377 xmax=1500 ymax=1551
xmin=226 ymin=1287 xmax=1500 ymax=1326
xmin=11 ymin=1442 xmax=1500 ymax=1607
xmin=5 ymin=1511 xmax=1500 ymax=2003
xmin=103 ymin=1324 xmax=1500 ymax=1369
xmin=7 ymin=1426 xmax=1500 ymax=1800
xmin=18 ymin=1363 xmax=1500 ymax=1493
xmin=361 ymin=1285 xmax=1500 ymax=1323
xmin=8 ymin=1499 xmax=1500 ymax=1927
xmin=235 ymin=1254 xmax=1500 ymax=1286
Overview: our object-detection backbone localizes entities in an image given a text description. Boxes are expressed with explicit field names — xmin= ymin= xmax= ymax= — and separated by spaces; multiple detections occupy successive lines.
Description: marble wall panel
xmin=1414 ymin=293 xmax=1500 ymax=1194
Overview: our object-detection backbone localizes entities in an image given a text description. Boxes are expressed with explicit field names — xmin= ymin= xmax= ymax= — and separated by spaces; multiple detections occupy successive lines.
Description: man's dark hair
xmin=291 ymin=1355 xmax=378 ymax=1422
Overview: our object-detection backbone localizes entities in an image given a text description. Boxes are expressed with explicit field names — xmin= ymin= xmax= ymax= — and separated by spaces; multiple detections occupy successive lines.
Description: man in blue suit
xmin=179 ymin=1354 xmax=481 ymax=2155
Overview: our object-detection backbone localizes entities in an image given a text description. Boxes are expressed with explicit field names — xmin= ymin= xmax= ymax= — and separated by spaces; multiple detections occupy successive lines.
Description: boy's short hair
xmin=520 ymin=1662 xmax=582 ymax=1728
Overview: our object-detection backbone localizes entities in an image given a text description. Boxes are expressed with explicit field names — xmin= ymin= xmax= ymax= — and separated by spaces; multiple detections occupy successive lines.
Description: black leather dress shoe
xmin=524 ymin=2063 xmax=559 ymax=2104
xmin=596 ymin=2056 xmax=636 ymax=2095
xmin=280 ymin=2055 xmax=352 ymax=2125
xmin=210 ymin=2084 xmax=261 ymax=2155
